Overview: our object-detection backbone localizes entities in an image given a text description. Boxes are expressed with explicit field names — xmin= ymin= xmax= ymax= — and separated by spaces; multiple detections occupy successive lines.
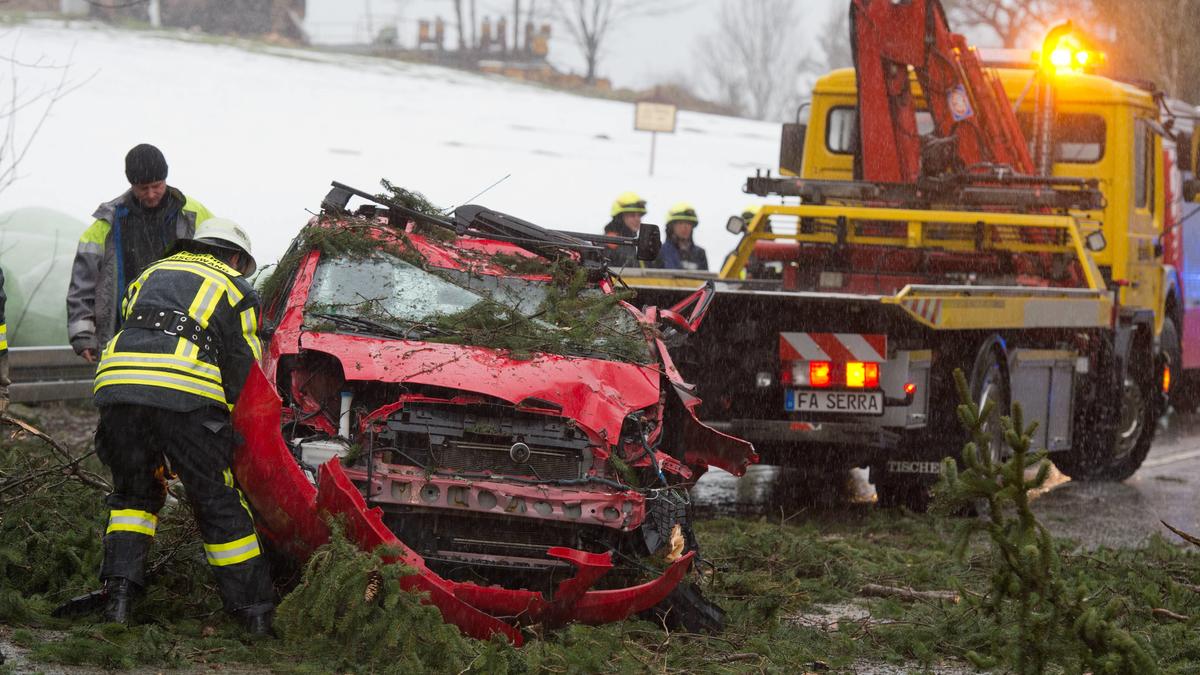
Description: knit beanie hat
xmin=125 ymin=143 xmax=168 ymax=184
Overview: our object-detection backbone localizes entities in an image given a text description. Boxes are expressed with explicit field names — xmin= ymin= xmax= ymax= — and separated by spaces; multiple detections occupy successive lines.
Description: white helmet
xmin=192 ymin=217 xmax=256 ymax=276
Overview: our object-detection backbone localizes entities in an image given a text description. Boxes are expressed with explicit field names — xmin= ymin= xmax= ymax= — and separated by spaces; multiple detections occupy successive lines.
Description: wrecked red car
xmin=231 ymin=181 xmax=757 ymax=644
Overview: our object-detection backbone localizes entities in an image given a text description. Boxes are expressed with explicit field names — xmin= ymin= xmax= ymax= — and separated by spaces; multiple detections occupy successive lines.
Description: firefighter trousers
xmin=95 ymin=403 xmax=273 ymax=614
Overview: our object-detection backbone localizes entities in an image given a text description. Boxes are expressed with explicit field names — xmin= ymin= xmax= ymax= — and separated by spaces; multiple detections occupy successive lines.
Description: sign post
xmin=634 ymin=101 xmax=677 ymax=177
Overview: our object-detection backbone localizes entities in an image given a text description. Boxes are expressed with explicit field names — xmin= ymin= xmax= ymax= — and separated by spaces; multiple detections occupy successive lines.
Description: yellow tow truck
xmin=625 ymin=5 xmax=1200 ymax=507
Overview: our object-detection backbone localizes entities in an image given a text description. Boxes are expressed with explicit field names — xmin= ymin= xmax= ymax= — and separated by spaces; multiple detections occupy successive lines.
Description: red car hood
xmin=298 ymin=331 xmax=660 ymax=442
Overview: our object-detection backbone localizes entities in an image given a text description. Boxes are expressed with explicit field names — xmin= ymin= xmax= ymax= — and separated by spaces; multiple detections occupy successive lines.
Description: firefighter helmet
xmin=610 ymin=192 xmax=647 ymax=217
xmin=192 ymin=217 xmax=257 ymax=276
xmin=666 ymin=202 xmax=699 ymax=225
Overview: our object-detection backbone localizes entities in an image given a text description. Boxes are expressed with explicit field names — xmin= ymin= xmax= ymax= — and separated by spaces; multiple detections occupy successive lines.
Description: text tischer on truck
xmin=625 ymin=0 xmax=1200 ymax=508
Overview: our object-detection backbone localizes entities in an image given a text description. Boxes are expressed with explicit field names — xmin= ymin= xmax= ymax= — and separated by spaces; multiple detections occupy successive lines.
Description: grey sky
xmin=306 ymin=0 xmax=841 ymax=90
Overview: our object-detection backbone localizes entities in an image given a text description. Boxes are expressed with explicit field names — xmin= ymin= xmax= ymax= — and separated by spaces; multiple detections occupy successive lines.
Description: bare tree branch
xmin=942 ymin=0 xmax=1093 ymax=48
xmin=0 ymin=42 xmax=91 ymax=196
xmin=550 ymin=0 xmax=685 ymax=84
xmin=694 ymin=0 xmax=814 ymax=120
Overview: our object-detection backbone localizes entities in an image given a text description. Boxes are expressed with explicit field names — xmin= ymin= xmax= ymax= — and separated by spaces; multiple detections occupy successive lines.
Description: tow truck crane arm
xmin=850 ymin=0 xmax=1034 ymax=182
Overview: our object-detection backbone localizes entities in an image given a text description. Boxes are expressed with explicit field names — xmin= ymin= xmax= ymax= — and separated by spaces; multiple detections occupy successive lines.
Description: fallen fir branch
xmin=1161 ymin=520 xmax=1200 ymax=548
xmin=0 ymin=414 xmax=110 ymax=496
xmin=1151 ymin=607 xmax=1190 ymax=623
xmin=2 ymin=413 xmax=74 ymax=463
xmin=716 ymin=652 xmax=761 ymax=663
xmin=1173 ymin=578 xmax=1200 ymax=595
xmin=859 ymin=583 xmax=960 ymax=604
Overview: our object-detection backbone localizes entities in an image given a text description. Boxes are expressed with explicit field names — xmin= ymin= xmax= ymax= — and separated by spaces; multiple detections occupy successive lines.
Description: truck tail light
xmin=846 ymin=361 xmax=879 ymax=388
xmin=810 ymin=361 xmax=832 ymax=388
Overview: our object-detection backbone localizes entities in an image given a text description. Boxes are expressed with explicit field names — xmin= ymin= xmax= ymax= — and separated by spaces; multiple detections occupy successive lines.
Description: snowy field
xmin=1 ymin=21 xmax=780 ymax=268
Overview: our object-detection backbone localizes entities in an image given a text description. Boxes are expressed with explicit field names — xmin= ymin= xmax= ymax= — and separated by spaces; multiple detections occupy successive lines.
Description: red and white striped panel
xmin=901 ymin=298 xmax=942 ymax=326
xmin=779 ymin=332 xmax=887 ymax=362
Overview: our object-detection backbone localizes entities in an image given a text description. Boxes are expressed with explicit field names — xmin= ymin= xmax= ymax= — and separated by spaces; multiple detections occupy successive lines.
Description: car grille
xmin=433 ymin=440 xmax=583 ymax=481
xmin=378 ymin=402 xmax=592 ymax=481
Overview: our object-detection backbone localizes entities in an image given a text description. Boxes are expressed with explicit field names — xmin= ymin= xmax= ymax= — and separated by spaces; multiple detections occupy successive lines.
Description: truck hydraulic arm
xmin=850 ymin=0 xmax=1034 ymax=182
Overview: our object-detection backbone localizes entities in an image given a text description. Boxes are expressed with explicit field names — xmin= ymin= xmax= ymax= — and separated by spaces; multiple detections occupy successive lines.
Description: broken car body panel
xmin=297 ymin=332 xmax=660 ymax=445
xmin=232 ymin=191 xmax=757 ymax=641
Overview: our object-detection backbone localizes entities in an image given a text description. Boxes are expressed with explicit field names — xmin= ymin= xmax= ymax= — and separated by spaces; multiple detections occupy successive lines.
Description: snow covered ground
xmin=0 ymin=21 xmax=780 ymax=268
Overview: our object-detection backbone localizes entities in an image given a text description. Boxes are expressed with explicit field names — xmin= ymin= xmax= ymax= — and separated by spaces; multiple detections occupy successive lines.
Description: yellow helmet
xmin=665 ymin=201 xmax=699 ymax=224
xmin=740 ymin=204 xmax=762 ymax=220
xmin=610 ymin=191 xmax=647 ymax=217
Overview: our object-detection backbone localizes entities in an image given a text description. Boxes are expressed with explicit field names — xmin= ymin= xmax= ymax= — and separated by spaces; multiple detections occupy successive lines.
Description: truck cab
xmin=785 ymin=67 xmax=1170 ymax=320
xmin=629 ymin=51 xmax=1198 ymax=507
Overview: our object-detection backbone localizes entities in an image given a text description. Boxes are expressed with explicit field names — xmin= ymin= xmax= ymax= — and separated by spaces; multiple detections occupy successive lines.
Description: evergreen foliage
xmin=274 ymin=522 xmax=477 ymax=672
xmin=8 ymin=398 xmax=1200 ymax=672
xmin=934 ymin=369 xmax=1158 ymax=674
xmin=0 ymin=438 xmax=106 ymax=623
xmin=378 ymin=179 xmax=444 ymax=217
xmin=425 ymin=262 xmax=647 ymax=362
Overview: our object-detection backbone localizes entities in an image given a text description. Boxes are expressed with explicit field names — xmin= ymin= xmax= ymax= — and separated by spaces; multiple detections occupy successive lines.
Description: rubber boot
xmin=102 ymin=578 xmax=136 ymax=624
xmin=239 ymin=607 xmax=275 ymax=638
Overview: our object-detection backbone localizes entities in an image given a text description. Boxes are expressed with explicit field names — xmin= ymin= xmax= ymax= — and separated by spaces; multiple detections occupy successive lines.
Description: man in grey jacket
xmin=67 ymin=144 xmax=213 ymax=362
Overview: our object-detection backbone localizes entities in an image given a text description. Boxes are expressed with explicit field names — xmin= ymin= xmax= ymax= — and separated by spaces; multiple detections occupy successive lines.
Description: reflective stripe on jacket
xmin=67 ymin=189 xmax=213 ymax=355
xmin=93 ymin=251 xmax=261 ymax=412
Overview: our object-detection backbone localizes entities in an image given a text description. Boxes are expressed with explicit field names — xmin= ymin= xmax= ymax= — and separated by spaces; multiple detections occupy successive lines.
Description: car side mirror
xmin=1085 ymin=230 xmax=1107 ymax=252
xmin=636 ymin=223 xmax=661 ymax=261
xmin=1184 ymin=177 xmax=1200 ymax=202
xmin=726 ymin=215 xmax=746 ymax=235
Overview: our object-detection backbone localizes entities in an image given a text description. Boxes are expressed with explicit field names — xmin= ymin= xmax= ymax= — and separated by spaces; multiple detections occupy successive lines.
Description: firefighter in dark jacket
xmin=67 ymin=143 xmax=213 ymax=363
xmin=92 ymin=217 xmax=273 ymax=634
xmin=659 ymin=202 xmax=708 ymax=271
xmin=602 ymin=191 xmax=651 ymax=268
xmin=0 ymin=264 xmax=9 ymax=415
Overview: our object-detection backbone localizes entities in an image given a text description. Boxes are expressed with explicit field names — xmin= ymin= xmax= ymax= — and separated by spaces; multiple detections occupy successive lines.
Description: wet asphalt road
xmin=691 ymin=411 xmax=1200 ymax=549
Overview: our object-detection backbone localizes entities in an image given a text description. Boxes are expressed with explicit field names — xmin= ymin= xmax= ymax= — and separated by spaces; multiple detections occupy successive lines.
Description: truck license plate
xmin=786 ymin=390 xmax=884 ymax=415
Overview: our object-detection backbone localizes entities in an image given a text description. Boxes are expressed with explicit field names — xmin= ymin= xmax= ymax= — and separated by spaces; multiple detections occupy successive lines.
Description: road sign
xmin=634 ymin=101 xmax=677 ymax=133
xmin=634 ymin=101 xmax=677 ymax=176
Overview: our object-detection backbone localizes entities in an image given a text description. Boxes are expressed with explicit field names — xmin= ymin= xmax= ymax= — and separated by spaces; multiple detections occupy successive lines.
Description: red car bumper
xmin=232 ymin=365 xmax=692 ymax=645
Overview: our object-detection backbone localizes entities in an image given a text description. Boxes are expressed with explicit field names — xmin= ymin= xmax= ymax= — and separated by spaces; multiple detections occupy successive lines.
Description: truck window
xmin=826 ymin=107 xmax=857 ymax=154
xmin=825 ymin=107 xmax=934 ymax=155
xmin=1015 ymin=113 xmax=1106 ymax=164
xmin=1135 ymin=120 xmax=1150 ymax=209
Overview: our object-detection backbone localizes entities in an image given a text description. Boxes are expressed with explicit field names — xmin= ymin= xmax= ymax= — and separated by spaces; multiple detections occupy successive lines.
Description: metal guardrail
xmin=8 ymin=346 xmax=96 ymax=403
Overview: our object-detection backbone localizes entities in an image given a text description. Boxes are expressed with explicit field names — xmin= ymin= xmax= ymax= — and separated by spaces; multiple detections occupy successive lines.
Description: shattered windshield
xmin=305 ymin=251 xmax=652 ymax=363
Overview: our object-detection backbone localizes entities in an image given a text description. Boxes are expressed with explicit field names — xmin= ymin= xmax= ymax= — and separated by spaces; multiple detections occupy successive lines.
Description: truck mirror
xmin=1176 ymin=132 xmax=1193 ymax=173
xmin=636 ymin=223 xmax=662 ymax=261
xmin=779 ymin=122 xmax=806 ymax=176
xmin=726 ymin=215 xmax=747 ymax=234
xmin=1085 ymin=230 xmax=1107 ymax=252
xmin=1183 ymin=177 xmax=1200 ymax=203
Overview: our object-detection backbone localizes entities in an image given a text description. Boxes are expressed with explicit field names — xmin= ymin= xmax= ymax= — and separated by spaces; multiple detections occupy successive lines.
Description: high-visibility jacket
xmin=1 ymin=265 xmax=9 ymax=402
xmin=0 ymin=265 xmax=8 ymax=353
xmin=67 ymin=188 xmax=213 ymax=355
xmin=93 ymin=250 xmax=261 ymax=412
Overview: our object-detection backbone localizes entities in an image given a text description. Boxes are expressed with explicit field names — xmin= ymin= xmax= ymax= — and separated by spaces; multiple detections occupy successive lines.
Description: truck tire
xmin=1161 ymin=320 xmax=1197 ymax=413
xmin=968 ymin=339 xmax=1012 ymax=464
xmin=874 ymin=337 xmax=1009 ymax=512
xmin=1055 ymin=332 xmax=1156 ymax=481
xmin=873 ymin=476 xmax=933 ymax=511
